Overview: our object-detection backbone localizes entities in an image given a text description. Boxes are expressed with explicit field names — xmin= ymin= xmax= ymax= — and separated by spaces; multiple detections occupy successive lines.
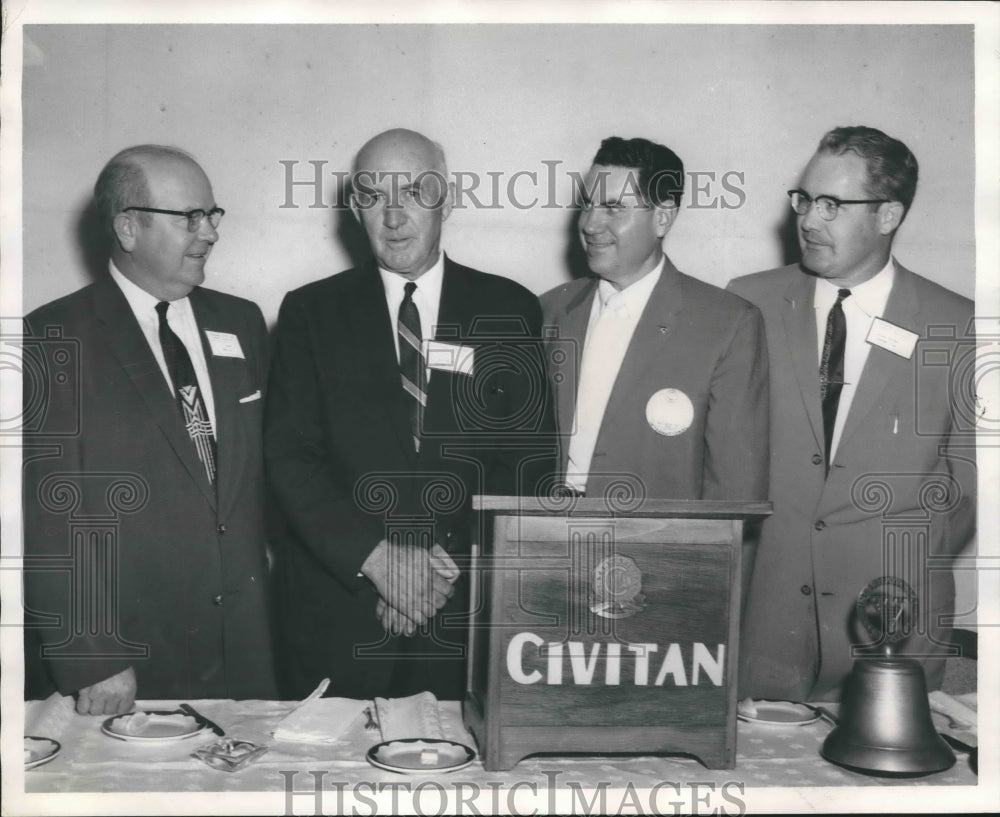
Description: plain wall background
xmin=19 ymin=22 xmax=978 ymax=620
xmin=22 ymin=24 xmax=975 ymax=323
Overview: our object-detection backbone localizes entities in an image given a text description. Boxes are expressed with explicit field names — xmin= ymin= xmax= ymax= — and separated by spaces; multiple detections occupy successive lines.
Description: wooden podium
xmin=463 ymin=495 xmax=771 ymax=771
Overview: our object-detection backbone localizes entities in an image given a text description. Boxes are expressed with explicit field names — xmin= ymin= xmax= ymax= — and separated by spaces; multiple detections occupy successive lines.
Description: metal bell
xmin=822 ymin=657 xmax=955 ymax=775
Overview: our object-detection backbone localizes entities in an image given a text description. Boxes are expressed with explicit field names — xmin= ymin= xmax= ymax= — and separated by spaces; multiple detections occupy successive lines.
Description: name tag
xmin=425 ymin=340 xmax=475 ymax=376
xmin=866 ymin=318 xmax=918 ymax=359
xmin=205 ymin=330 xmax=245 ymax=359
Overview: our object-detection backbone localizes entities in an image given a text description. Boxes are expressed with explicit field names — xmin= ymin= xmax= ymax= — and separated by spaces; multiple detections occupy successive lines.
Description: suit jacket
xmin=23 ymin=276 xmax=277 ymax=700
xmin=264 ymin=257 xmax=554 ymax=699
xmin=728 ymin=263 xmax=976 ymax=701
xmin=540 ymin=256 xmax=769 ymax=501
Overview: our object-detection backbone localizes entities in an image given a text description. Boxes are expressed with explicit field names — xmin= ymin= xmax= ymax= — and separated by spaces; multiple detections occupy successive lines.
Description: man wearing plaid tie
xmin=266 ymin=129 xmax=554 ymax=699
xmin=23 ymin=145 xmax=278 ymax=713
xmin=729 ymin=126 xmax=977 ymax=702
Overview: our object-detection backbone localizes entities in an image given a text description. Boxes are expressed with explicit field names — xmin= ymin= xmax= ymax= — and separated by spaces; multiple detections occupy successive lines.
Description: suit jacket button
xmin=801 ymin=585 xmax=812 ymax=596
xmin=811 ymin=454 xmax=823 ymax=465
xmin=212 ymin=594 xmax=224 ymax=606
xmin=217 ymin=524 xmax=226 ymax=536
xmin=814 ymin=520 xmax=826 ymax=531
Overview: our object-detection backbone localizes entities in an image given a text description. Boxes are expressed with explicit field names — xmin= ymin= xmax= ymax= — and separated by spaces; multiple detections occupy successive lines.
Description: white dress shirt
xmin=379 ymin=252 xmax=445 ymax=380
xmin=565 ymin=257 xmax=665 ymax=492
xmin=813 ymin=258 xmax=895 ymax=460
xmin=109 ymin=261 xmax=217 ymax=434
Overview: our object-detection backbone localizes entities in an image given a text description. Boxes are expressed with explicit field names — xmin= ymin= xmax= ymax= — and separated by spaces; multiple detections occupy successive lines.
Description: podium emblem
xmin=590 ymin=555 xmax=646 ymax=619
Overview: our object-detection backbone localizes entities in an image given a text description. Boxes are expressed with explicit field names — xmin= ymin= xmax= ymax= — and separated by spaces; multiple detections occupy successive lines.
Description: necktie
xmin=156 ymin=301 xmax=217 ymax=485
xmin=398 ymin=281 xmax=426 ymax=452
xmin=819 ymin=288 xmax=851 ymax=470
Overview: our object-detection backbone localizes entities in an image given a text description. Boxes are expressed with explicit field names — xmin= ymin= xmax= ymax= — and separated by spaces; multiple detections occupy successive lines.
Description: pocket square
xmin=239 ymin=390 xmax=262 ymax=404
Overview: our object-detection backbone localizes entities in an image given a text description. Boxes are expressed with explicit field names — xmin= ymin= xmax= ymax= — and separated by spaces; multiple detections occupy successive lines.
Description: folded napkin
xmin=272 ymin=697 xmax=368 ymax=743
xmin=374 ymin=691 xmax=445 ymax=741
xmin=928 ymin=690 xmax=977 ymax=735
xmin=25 ymin=692 xmax=76 ymax=738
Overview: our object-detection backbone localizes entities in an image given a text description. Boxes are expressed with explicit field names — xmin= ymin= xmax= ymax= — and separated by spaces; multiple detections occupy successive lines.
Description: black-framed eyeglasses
xmin=787 ymin=189 xmax=888 ymax=222
xmin=123 ymin=206 xmax=225 ymax=232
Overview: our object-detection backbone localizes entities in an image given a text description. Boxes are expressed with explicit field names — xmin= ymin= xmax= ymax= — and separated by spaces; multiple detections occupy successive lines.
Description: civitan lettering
xmin=506 ymin=632 xmax=726 ymax=686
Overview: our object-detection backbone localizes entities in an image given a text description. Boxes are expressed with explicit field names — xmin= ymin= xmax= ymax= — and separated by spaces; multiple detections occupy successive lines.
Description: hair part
xmin=94 ymin=144 xmax=197 ymax=233
xmin=592 ymin=136 xmax=685 ymax=207
xmin=817 ymin=126 xmax=919 ymax=213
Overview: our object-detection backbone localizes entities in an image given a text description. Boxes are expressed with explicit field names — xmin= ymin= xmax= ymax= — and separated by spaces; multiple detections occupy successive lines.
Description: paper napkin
xmin=271 ymin=697 xmax=368 ymax=743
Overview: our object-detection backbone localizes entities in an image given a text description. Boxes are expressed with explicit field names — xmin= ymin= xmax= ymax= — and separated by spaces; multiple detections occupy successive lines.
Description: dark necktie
xmin=819 ymin=288 xmax=851 ymax=471
xmin=398 ymin=281 xmax=426 ymax=452
xmin=156 ymin=301 xmax=217 ymax=485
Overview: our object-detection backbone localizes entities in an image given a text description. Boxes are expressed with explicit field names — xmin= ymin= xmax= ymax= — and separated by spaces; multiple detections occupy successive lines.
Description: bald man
xmin=23 ymin=145 xmax=277 ymax=713
xmin=265 ymin=129 xmax=554 ymax=699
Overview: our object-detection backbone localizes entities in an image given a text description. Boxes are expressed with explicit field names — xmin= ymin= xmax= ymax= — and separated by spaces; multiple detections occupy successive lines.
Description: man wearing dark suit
xmin=23 ymin=145 xmax=277 ymax=714
xmin=265 ymin=129 xmax=553 ymax=700
xmin=728 ymin=126 xmax=977 ymax=701
xmin=541 ymin=136 xmax=769 ymax=502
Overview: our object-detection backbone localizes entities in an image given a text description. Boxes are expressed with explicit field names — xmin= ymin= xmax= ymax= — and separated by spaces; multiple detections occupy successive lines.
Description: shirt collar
xmin=109 ymin=259 xmax=193 ymax=322
xmin=813 ymin=257 xmax=895 ymax=319
xmin=596 ymin=255 xmax=665 ymax=318
xmin=378 ymin=251 xmax=445 ymax=303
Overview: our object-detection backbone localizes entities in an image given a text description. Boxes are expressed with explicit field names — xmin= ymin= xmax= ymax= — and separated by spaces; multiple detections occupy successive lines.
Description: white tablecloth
xmin=20 ymin=694 xmax=978 ymax=794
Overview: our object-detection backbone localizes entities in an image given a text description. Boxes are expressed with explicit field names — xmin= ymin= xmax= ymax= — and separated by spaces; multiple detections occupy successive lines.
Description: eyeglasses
xmin=123 ymin=206 xmax=225 ymax=232
xmin=787 ymin=189 xmax=888 ymax=222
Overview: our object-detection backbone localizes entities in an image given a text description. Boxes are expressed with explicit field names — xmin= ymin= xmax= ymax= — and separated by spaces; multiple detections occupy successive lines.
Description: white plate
xmin=102 ymin=710 xmax=210 ymax=742
xmin=366 ymin=739 xmax=475 ymax=774
xmin=737 ymin=699 xmax=820 ymax=726
xmin=24 ymin=736 xmax=60 ymax=769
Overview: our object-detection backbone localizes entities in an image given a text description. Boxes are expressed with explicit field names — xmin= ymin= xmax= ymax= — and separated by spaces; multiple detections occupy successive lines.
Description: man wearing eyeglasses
xmin=728 ymin=126 xmax=976 ymax=702
xmin=23 ymin=145 xmax=278 ymax=714
xmin=265 ymin=129 xmax=553 ymax=699
xmin=541 ymin=136 xmax=769 ymax=502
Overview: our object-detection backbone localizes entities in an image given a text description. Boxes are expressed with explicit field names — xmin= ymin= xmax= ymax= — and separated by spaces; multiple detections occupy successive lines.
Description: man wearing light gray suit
xmin=729 ymin=126 xmax=977 ymax=702
xmin=541 ymin=136 xmax=769 ymax=502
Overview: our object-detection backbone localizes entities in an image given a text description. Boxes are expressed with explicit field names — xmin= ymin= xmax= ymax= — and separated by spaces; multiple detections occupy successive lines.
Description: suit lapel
xmin=836 ymin=263 xmax=920 ymax=450
xmin=553 ymin=278 xmax=598 ymax=473
xmin=346 ymin=264 xmax=416 ymax=461
xmin=779 ymin=270 xmax=825 ymax=452
xmin=91 ymin=278 xmax=216 ymax=510
xmin=191 ymin=289 xmax=240 ymax=516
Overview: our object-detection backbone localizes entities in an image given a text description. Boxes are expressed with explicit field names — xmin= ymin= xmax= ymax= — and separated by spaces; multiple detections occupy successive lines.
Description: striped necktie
xmin=819 ymin=287 xmax=851 ymax=472
xmin=398 ymin=281 xmax=426 ymax=452
xmin=156 ymin=301 xmax=217 ymax=485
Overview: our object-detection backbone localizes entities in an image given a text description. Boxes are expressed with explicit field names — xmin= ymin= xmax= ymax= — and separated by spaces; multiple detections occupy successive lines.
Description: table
xmin=16 ymin=694 xmax=981 ymax=813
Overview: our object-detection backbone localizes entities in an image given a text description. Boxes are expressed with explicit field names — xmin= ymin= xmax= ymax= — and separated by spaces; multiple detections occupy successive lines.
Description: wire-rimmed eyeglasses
xmin=787 ymin=189 xmax=888 ymax=222
xmin=123 ymin=206 xmax=225 ymax=232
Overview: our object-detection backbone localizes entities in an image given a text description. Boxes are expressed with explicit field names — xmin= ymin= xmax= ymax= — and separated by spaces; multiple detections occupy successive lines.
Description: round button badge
xmin=645 ymin=388 xmax=694 ymax=436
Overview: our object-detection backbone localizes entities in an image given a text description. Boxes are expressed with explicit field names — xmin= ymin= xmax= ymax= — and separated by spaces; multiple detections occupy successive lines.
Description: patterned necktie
xmin=398 ymin=281 xmax=426 ymax=452
xmin=156 ymin=301 xmax=217 ymax=484
xmin=819 ymin=288 xmax=851 ymax=471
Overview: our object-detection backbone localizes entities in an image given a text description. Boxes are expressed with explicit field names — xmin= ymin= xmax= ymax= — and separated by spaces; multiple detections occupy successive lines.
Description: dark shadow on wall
xmin=564 ymin=208 xmax=591 ymax=282
xmin=779 ymin=208 xmax=800 ymax=268
xmin=334 ymin=202 xmax=376 ymax=272
xmin=75 ymin=195 xmax=111 ymax=285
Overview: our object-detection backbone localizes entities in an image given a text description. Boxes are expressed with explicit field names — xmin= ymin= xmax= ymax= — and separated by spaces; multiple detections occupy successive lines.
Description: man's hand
xmin=362 ymin=541 xmax=459 ymax=634
xmin=76 ymin=666 xmax=136 ymax=716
